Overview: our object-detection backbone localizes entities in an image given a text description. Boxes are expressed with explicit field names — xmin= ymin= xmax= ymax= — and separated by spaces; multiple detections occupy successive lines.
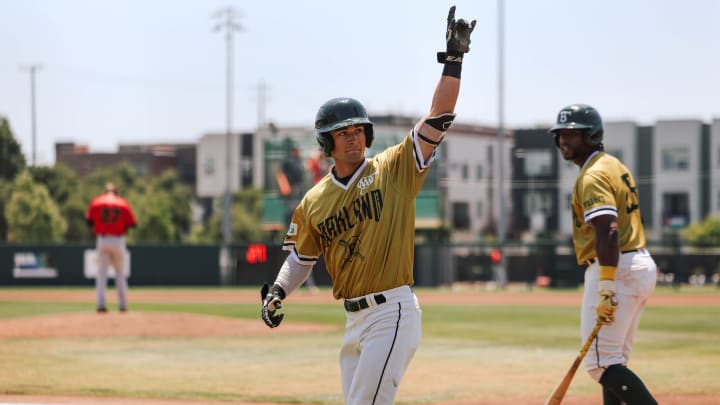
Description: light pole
xmin=20 ymin=64 xmax=42 ymax=166
xmin=213 ymin=7 xmax=242 ymax=246
xmin=495 ymin=0 xmax=507 ymax=282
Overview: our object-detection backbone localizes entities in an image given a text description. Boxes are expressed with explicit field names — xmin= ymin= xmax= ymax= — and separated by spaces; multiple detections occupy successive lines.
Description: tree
xmin=198 ymin=189 xmax=265 ymax=243
xmin=29 ymin=163 xmax=91 ymax=241
xmin=682 ymin=215 xmax=720 ymax=246
xmin=149 ymin=170 xmax=193 ymax=241
xmin=5 ymin=171 xmax=67 ymax=242
xmin=0 ymin=180 xmax=12 ymax=241
xmin=0 ymin=117 xmax=26 ymax=181
xmin=128 ymin=191 xmax=175 ymax=242
xmin=0 ymin=117 xmax=27 ymax=240
xmin=231 ymin=188 xmax=265 ymax=242
xmin=29 ymin=163 xmax=79 ymax=206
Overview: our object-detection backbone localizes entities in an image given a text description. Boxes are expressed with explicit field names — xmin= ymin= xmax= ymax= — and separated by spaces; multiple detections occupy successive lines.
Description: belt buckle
xmin=344 ymin=295 xmax=385 ymax=312
xmin=344 ymin=298 xmax=366 ymax=312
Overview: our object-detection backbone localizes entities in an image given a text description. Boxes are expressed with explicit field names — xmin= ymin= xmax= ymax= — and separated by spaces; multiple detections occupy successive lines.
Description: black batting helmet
xmin=548 ymin=104 xmax=604 ymax=148
xmin=314 ymin=97 xmax=374 ymax=156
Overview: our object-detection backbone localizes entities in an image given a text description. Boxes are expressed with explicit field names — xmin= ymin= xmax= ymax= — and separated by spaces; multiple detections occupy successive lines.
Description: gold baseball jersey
xmin=571 ymin=151 xmax=646 ymax=264
xmin=283 ymin=132 xmax=432 ymax=299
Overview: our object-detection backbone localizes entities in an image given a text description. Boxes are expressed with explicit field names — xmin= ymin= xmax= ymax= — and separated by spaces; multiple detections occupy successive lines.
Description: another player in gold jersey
xmin=259 ymin=6 xmax=474 ymax=405
xmin=549 ymin=104 xmax=658 ymax=405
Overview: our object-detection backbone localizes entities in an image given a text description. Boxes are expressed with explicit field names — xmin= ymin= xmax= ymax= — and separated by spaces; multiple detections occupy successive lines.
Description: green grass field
xmin=0 ymin=286 xmax=718 ymax=404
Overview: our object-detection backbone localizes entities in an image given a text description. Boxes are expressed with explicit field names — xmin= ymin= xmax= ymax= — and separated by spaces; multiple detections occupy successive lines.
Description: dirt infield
xmin=1 ymin=288 xmax=718 ymax=405
xmin=2 ymin=286 xmax=719 ymax=307
xmin=1 ymin=392 xmax=718 ymax=405
xmin=0 ymin=311 xmax=334 ymax=339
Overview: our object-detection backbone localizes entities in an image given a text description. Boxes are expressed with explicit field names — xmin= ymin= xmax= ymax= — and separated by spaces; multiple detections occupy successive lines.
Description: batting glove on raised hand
xmin=596 ymin=280 xmax=618 ymax=325
xmin=260 ymin=283 xmax=286 ymax=328
xmin=438 ymin=6 xmax=477 ymax=64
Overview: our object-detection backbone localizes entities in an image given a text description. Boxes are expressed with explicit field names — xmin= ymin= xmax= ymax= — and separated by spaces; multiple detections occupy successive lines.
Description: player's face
xmin=556 ymin=129 xmax=592 ymax=165
xmin=330 ymin=124 xmax=366 ymax=170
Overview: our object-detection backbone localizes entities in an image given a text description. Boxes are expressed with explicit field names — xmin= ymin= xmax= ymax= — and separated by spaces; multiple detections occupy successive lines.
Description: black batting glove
xmin=260 ymin=283 xmax=286 ymax=328
xmin=437 ymin=6 xmax=477 ymax=64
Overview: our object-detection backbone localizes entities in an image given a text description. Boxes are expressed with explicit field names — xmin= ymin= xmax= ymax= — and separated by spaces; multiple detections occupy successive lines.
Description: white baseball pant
xmin=582 ymin=248 xmax=657 ymax=381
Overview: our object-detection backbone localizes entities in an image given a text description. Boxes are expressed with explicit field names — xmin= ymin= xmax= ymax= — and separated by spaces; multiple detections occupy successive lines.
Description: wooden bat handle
xmin=544 ymin=323 xmax=603 ymax=405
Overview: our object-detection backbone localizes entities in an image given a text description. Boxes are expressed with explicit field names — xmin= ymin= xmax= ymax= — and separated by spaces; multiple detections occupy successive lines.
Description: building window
xmin=661 ymin=147 xmax=689 ymax=170
xmin=476 ymin=201 xmax=483 ymax=218
xmin=475 ymin=164 xmax=483 ymax=180
xmin=566 ymin=193 xmax=572 ymax=210
xmin=452 ymin=201 xmax=471 ymax=230
xmin=461 ymin=163 xmax=469 ymax=181
xmin=522 ymin=149 xmax=553 ymax=177
xmin=662 ymin=193 xmax=689 ymax=227
xmin=131 ymin=161 xmax=147 ymax=177
xmin=204 ymin=157 xmax=215 ymax=175
xmin=526 ymin=191 xmax=552 ymax=217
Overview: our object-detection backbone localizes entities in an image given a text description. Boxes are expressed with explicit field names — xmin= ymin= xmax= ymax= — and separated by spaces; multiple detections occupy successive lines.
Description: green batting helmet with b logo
xmin=314 ymin=97 xmax=374 ymax=156
xmin=548 ymin=104 xmax=604 ymax=148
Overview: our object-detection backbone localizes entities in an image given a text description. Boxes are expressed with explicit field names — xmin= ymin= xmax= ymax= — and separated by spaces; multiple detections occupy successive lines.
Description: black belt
xmin=343 ymin=294 xmax=387 ymax=312
xmin=587 ymin=249 xmax=642 ymax=264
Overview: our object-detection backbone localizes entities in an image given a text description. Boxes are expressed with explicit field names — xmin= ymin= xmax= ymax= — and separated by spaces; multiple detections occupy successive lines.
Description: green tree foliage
xmin=128 ymin=191 xmax=175 ymax=242
xmin=0 ymin=117 xmax=26 ymax=181
xmin=0 ymin=180 xmax=13 ymax=241
xmin=190 ymin=188 xmax=265 ymax=243
xmin=29 ymin=163 xmax=79 ymax=206
xmin=5 ymin=171 xmax=67 ymax=242
xmin=84 ymin=163 xmax=139 ymax=200
xmin=0 ymin=117 xmax=27 ymax=240
xmin=28 ymin=163 xmax=92 ymax=241
xmin=149 ymin=170 xmax=193 ymax=241
xmin=63 ymin=193 xmax=94 ymax=242
xmin=682 ymin=215 xmax=720 ymax=246
xmin=231 ymin=188 xmax=265 ymax=242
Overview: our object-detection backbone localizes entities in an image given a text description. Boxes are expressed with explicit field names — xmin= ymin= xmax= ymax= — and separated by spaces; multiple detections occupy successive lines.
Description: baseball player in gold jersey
xmin=549 ymin=104 xmax=658 ymax=405
xmin=259 ymin=6 xmax=475 ymax=405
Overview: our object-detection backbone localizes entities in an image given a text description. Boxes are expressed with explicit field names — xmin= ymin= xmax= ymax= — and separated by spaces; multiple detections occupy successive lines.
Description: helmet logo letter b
xmin=559 ymin=110 xmax=571 ymax=123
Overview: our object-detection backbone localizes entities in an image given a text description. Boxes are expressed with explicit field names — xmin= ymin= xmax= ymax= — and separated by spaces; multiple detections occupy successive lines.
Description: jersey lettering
xmin=621 ymin=173 xmax=640 ymax=214
xmin=101 ymin=207 xmax=122 ymax=224
xmin=582 ymin=196 xmax=605 ymax=209
xmin=317 ymin=189 xmax=383 ymax=243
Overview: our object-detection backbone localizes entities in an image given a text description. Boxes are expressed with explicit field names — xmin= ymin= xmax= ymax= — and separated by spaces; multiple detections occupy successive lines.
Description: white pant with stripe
xmin=340 ymin=285 xmax=421 ymax=405
xmin=582 ymin=248 xmax=657 ymax=381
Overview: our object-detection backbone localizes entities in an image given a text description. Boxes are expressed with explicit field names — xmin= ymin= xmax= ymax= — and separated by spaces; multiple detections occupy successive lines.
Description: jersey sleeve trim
xmin=410 ymin=127 xmax=437 ymax=172
xmin=584 ymin=205 xmax=618 ymax=222
xmin=285 ymin=246 xmax=318 ymax=266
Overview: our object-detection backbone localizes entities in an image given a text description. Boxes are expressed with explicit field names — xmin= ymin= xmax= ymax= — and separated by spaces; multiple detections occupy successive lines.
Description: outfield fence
xmin=1 ymin=241 xmax=719 ymax=288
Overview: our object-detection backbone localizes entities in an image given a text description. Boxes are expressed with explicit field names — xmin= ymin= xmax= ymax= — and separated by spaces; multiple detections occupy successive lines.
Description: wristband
xmin=442 ymin=63 xmax=462 ymax=78
xmin=598 ymin=279 xmax=616 ymax=293
xmin=271 ymin=284 xmax=287 ymax=299
xmin=599 ymin=265 xmax=617 ymax=281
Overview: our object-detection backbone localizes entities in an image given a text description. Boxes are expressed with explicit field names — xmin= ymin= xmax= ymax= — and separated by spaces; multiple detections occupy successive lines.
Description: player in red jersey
xmin=86 ymin=182 xmax=137 ymax=313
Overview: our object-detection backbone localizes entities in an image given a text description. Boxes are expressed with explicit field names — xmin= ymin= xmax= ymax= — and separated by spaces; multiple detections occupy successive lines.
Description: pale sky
xmin=1 ymin=0 xmax=718 ymax=166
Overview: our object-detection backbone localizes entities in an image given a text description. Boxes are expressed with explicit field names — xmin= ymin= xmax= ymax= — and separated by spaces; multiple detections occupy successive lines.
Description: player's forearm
xmin=591 ymin=215 xmax=620 ymax=268
xmin=429 ymin=75 xmax=460 ymax=118
xmin=273 ymin=255 xmax=314 ymax=297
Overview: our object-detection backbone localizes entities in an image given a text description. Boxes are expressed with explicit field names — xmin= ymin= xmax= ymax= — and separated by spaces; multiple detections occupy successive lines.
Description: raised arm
xmin=417 ymin=6 xmax=476 ymax=161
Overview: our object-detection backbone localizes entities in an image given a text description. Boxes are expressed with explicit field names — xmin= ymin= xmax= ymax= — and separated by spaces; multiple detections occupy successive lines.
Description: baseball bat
xmin=543 ymin=322 xmax=602 ymax=405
